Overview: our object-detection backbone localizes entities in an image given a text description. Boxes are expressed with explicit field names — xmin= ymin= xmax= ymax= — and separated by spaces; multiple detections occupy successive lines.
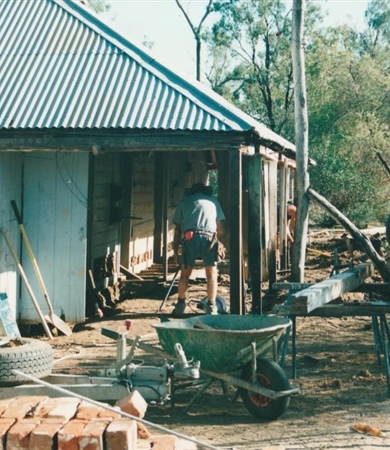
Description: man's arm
xmin=216 ymin=220 xmax=224 ymax=241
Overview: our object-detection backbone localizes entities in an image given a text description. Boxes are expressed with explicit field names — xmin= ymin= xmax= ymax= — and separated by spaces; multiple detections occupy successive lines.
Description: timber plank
xmin=289 ymin=263 xmax=374 ymax=314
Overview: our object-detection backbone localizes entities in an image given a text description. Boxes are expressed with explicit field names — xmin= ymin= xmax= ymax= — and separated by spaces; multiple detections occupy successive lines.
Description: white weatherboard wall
xmin=0 ymin=153 xmax=23 ymax=323
xmin=20 ymin=153 xmax=89 ymax=324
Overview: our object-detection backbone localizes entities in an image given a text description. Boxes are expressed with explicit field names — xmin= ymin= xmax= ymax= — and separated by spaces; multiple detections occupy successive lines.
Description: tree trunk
xmin=307 ymin=188 xmax=390 ymax=282
xmin=291 ymin=0 xmax=310 ymax=282
xmin=196 ymin=38 xmax=201 ymax=82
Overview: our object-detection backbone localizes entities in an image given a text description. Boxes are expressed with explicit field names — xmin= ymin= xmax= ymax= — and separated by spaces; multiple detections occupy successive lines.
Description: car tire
xmin=0 ymin=338 xmax=53 ymax=386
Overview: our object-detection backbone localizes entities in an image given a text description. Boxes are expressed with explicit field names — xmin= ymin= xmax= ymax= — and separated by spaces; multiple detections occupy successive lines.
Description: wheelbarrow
xmin=153 ymin=314 xmax=299 ymax=420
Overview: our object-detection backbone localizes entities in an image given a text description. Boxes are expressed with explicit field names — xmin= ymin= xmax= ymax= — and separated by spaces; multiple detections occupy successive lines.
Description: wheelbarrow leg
xmin=372 ymin=315 xmax=382 ymax=364
xmin=184 ymin=377 xmax=214 ymax=414
xmin=379 ymin=315 xmax=390 ymax=397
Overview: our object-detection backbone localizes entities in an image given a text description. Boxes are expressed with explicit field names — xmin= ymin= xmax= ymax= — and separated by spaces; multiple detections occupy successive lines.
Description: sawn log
xmin=289 ymin=263 xmax=374 ymax=314
xmin=307 ymin=188 xmax=390 ymax=282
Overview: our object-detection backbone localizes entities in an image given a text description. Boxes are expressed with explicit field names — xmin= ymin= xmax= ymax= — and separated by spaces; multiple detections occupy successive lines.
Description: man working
xmin=286 ymin=201 xmax=297 ymax=244
xmin=171 ymin=183 xmax=225 ymax=316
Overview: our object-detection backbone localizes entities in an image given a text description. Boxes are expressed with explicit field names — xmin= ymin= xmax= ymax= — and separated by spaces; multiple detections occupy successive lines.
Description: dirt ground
xmin=46 ymin=230 xmax=390 ymax=450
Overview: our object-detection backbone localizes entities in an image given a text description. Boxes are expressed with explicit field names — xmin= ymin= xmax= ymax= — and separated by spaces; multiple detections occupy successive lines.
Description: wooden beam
xmin=153 ymin=153 xmax=164 ymax=263
xmin=119 ymin=265 xmax=144 ymax=280
xmin=267 ymin=160 xmax=278 ymax=287
xmin=120 ymin=153 xmax=133 ymax=268
xmin=291 ymin=0 xmax=310 ymax=283
xmin=289 ymin=263 xmax=374 ymax=314
xmin=162 ymin=153 xmax=170 ymax=281
xmin=229 ymin=150 xmax=244 ymax=314
xmin=247 ymin=155 xmax=262 ymax=314
xmin=307 ymin=188 xmax=390 ymax=282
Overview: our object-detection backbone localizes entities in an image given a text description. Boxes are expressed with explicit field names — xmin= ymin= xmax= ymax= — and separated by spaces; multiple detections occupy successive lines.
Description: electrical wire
xmin=55 ymin=153 xmax=88 ymax=207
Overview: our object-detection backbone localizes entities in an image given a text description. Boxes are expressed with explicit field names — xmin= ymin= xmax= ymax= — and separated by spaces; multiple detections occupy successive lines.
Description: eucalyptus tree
xmin=174 ymin=0 xmax=231 ymax=81
xmin=205 ymin=0 xmax=322 ymax=137
xmin=365 ymin=0 xmax=390 ymax=48
xmin=306 ymin=16 xmax=390 ymax=226
xmin=85 ymin=0 xmax=109 ymax=13
xmin=203 ymin=0 xmax=389 ymax=226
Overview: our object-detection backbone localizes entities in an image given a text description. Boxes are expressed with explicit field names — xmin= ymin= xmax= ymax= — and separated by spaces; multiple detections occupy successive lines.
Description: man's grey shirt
xmin=172 ymin=192 xmax=225 ymax=233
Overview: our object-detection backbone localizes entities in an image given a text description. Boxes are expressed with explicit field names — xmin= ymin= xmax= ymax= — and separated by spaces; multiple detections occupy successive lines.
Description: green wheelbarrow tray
xmin=153 ymin=314 xmax=291 ymax=372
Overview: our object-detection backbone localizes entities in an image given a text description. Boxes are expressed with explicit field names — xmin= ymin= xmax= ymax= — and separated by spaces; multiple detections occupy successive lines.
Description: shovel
xmin=1 ymin=228 xmax=53 ymax=340
xmin=10 ymin=200 xmax=72 ymax=336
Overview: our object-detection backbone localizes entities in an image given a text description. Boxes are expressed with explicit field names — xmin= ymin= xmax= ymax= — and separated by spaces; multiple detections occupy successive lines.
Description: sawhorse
xmin=272 ymin=283 xmax=390 ymax=397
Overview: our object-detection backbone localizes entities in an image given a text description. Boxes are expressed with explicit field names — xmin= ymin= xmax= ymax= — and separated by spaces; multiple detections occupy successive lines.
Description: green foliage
xmin=306 ymin=17 xmax=390 ymax=226
xmin=198 ymin=0 xmax=389 ymax=227
xmin=204 ymin=0 xmax=324 ymax=136
xmin=85 ymin=0 xmax=109 ymax=14
xmin=365 ymin=0 xmax=390 ymax=44
xmin=206 ymin=0 xmax=296 ymax=134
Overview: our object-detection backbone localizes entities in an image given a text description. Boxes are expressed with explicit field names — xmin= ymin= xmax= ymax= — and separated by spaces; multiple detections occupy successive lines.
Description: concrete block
xmin=116 ymin=390 xmax=148 ymax=419
xmin=105 ymin=419 xmax=137 ymax=450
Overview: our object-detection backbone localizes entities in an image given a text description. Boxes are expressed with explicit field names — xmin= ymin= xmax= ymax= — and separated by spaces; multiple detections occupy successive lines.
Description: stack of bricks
xmin=0 ymin=391 xmax=196 ymax=449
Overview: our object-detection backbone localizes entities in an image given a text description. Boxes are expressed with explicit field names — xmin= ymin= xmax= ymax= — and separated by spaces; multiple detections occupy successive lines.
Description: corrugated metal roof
xmin=0 ymin=0 xmax=295 ymax=151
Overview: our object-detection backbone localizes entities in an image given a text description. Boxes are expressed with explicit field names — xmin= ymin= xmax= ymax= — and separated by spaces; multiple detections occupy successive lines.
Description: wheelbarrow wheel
xmin=240 ymin=357 xmax=290 ymax=420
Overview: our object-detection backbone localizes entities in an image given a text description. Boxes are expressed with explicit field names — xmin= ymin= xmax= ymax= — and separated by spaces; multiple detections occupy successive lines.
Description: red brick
xmin=57 ymin=419 xmax=88 ymax=450
xmin=97 ymin=406 xmax=122 ymax=419
xmin=116 ymin=391 xmax=148 ymax=419
xmin=33 ymin=398 xmax=61 ymax=417
xmin=0 ymin=418 xmax=16 ymax=450
xmin=150 ymin=434 xmax=178 ymax=450
xmin=75 ymin=400 xmax=102 ymax=420
xmin=6 ymin=417 xmax=41 ymax=450
xmin=29 ymin=418 xmax=64 ymax=450
xmin=0 ymin=399 xmax=17 ymax=416
xmin=78 ymin=419 xmax=111 ymax=450
xmin=45 ymin=397 xmax=80 ymax=421
xmin=137 ymin=422 xmax=151 ymax=440
xmin=105 ymin=419 xmax=137 ymax=450
xmin=1 ymin=396 xmax=48 ymax=419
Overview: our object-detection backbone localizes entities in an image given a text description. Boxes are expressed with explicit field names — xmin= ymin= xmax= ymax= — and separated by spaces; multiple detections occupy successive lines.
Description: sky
xmin=101 ymin=0 xmax=371 ymax=78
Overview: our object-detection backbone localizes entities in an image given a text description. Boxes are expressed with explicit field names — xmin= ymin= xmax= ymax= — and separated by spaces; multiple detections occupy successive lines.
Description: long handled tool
xmin=10 ymin=201 xmax=72 ymax=336
xmin=1 ymin=228 xmax=53 ymax=340
xmin=158 ymin=266 xmax=180 ymax=312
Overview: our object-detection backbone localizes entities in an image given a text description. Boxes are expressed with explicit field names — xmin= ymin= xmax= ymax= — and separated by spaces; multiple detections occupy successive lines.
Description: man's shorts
xmin=182 ymin=233 xmax=217 ymax=267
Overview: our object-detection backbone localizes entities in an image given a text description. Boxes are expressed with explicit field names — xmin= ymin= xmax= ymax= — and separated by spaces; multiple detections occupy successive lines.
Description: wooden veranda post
xmin=247 ymin=155 xmax=263 ymax=314
xmin=229 ymin=150 xmax=244 ymax=314
xmin=291 ymin=0 xmax=310 ymax=282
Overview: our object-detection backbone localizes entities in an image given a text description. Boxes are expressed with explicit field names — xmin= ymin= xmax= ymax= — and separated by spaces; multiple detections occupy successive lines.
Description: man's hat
xmin=190 ymin=183 xmax=213 ymax=196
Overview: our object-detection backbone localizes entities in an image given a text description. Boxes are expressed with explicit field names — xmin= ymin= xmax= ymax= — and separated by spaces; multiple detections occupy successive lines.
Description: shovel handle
xmin=1 ymin=228 xmax=53 ymax=339
xmin=10 ymin=200 xmax=23 ymax=225
xmin=10 ymin=200 xmax=54 ymax=316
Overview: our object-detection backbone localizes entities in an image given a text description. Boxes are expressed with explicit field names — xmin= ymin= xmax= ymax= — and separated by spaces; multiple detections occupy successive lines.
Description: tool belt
xmin=183 ymin=230 xmax=214 ymax=241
